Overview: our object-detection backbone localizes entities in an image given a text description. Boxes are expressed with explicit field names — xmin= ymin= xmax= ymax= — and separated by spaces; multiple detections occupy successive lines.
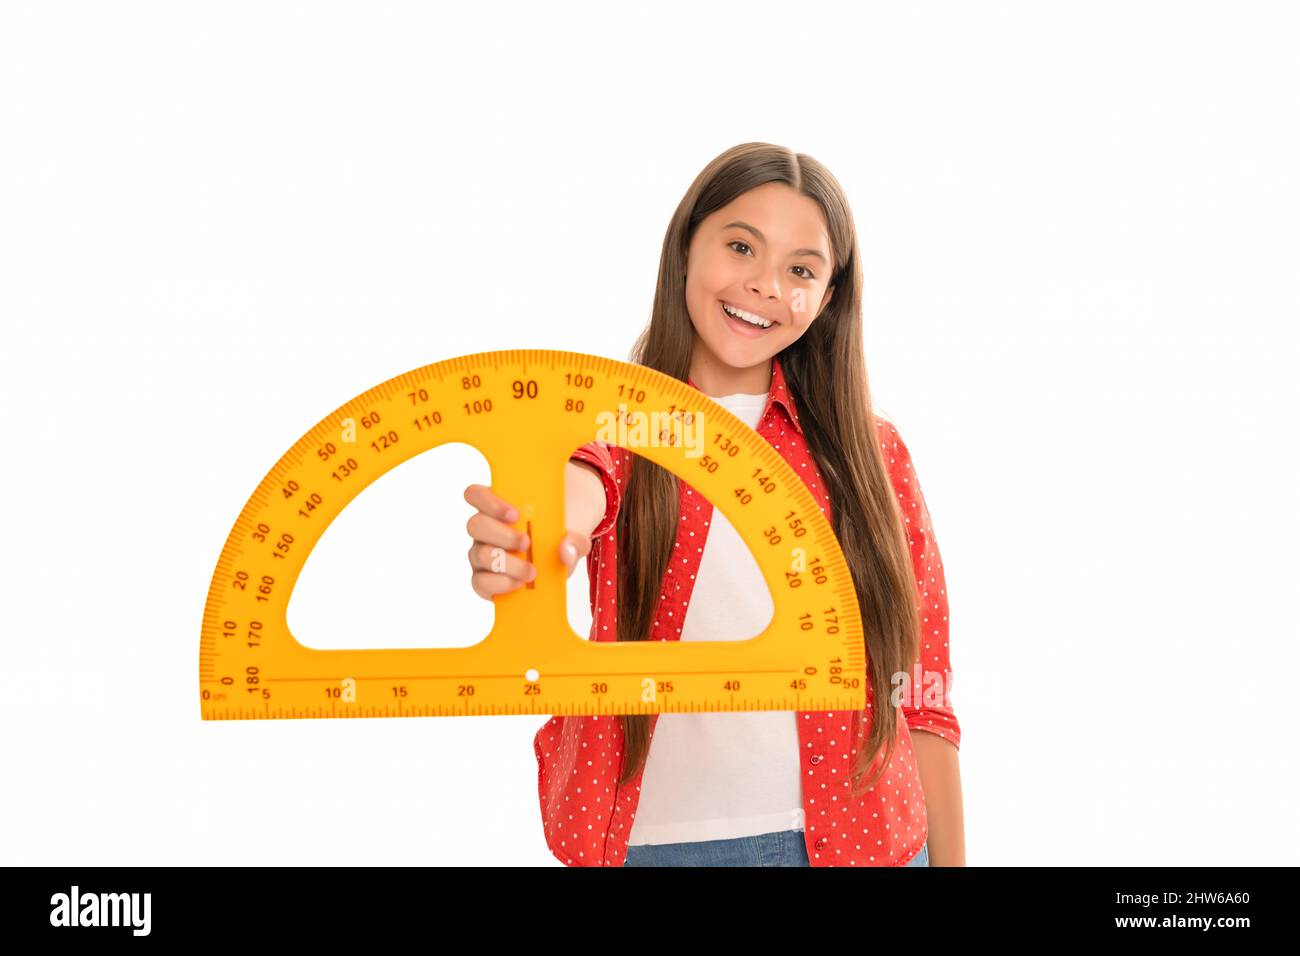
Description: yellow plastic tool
xmin=199 ymin=349 xmax=867 ymax=720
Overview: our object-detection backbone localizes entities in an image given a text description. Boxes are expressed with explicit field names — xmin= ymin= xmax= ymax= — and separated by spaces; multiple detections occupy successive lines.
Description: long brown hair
xmin=614 ymin=142 xmax=922 ymax=800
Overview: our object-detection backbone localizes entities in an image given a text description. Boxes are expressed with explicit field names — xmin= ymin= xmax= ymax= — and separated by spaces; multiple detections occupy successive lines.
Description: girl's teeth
xmin=724 ymin=303 xmax=772 ymax=328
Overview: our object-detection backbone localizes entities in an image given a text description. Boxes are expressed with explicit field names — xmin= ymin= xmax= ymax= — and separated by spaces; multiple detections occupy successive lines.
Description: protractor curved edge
xmin=198 ymin=349 xmax=868 ymax=720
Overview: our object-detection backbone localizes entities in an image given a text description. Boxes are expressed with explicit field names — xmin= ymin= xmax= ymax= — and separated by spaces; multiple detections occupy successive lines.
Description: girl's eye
xmin=728 ymin=240 xmax=816 ymax=280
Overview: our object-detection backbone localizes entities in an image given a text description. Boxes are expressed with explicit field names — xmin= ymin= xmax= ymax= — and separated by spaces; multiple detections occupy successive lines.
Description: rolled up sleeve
xmin=569 ymin=440 xmax=622 ymax=539
xmin=879 ymin=419 xmax=961 ymax=750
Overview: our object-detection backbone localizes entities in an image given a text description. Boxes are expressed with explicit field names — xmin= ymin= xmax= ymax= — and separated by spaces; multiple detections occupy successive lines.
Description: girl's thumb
xmin=559 ymin=531 xmax=592 ymax=574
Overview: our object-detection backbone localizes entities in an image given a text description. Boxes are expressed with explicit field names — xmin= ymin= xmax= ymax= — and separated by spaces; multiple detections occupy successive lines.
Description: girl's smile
xmin=719 ymin=299 xmax=779 ymax=337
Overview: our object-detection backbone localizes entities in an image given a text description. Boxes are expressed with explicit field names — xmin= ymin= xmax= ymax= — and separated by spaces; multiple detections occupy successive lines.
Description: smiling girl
xmin=465 ymin=142 xmax=964 ymax=867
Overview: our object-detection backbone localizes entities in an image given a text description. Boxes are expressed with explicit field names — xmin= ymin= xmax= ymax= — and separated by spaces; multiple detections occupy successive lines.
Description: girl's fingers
xmin=465 ymin=511 xmax=530 ymax=553
xmin=464 ymin=483 xmax=520 ymax=523
xmin=460 ymin=484 xmax=540 ymax=600
xmin=470 ymin=569 xmax=533 ymax=600
xmin=467 ymin=542 xmax=536 ymax=581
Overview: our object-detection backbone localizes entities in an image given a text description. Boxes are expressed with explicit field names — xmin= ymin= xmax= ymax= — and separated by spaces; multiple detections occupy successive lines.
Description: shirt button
xmin=810 ymin=754 xmax=823 ymax=765
xmin=814 ymin=838 xmax=826 ymax=850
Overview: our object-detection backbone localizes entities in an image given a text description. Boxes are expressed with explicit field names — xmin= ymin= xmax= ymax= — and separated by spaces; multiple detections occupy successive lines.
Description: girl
xmin=465 ymin=142 xmax=963 ymax=867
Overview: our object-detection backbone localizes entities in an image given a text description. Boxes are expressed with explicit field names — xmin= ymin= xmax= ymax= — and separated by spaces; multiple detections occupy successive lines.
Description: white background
xmin=2 ymin=1 xmax=1296 ymax=866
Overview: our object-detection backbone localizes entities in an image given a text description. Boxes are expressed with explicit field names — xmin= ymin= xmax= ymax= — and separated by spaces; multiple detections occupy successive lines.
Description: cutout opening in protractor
xmin=592 ymin=447 xmax=775 ymax=646
xmin=285 ymin=439 xmax=504 ymax=651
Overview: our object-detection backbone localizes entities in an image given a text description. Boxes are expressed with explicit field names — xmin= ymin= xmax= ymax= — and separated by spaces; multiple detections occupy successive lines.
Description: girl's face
xmin=684 ymin=182 xmax=836 ymax=393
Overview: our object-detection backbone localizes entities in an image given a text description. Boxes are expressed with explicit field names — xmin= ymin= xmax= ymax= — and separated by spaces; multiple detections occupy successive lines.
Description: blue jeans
xmin=624 ymin=830 xmax=929 ymax=867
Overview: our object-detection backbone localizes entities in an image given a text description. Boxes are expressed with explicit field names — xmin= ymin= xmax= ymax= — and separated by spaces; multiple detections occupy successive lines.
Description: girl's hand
xmin=463 ymin=481 xmax=596 ymax=601
xmin=464 ymin=484 xmax=534 ymax=600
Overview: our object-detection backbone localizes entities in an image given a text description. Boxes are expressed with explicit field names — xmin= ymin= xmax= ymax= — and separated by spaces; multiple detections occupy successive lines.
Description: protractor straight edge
xmin=200 ymin=349 xmax=868 ymax=720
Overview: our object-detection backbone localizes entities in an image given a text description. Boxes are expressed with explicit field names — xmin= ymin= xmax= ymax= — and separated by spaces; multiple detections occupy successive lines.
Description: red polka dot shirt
xmin=533 ymin=353 xmax=960 ymax=866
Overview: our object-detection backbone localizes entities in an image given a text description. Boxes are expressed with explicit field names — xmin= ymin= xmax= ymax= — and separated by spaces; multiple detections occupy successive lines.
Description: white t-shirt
xmin=626 ymin=390 xmax=805 ymax=846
